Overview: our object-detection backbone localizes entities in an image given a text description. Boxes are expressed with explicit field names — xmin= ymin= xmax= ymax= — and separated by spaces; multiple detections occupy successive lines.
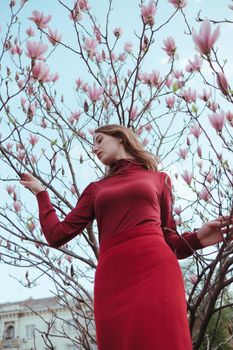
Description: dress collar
xmin=109 ymin=158 xmax=144 ymax=175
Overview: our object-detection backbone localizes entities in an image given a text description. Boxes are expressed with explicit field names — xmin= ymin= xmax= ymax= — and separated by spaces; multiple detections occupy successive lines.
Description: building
xmin=0 ymin=296 xmax=96 ymax=350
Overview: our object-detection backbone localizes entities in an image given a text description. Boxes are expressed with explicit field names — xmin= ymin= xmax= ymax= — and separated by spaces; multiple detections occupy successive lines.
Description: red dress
xmin=37 ymin=159 xmax=203 ymax=350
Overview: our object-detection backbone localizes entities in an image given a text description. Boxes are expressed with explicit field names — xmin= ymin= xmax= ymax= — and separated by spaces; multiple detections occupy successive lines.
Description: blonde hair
xmin=94 ymin=124 xmax=158 ymax=175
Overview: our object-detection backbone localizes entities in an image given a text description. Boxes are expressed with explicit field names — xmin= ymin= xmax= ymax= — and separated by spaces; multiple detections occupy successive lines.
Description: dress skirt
xmin=94 ymin=225 xmax=193 ymax=350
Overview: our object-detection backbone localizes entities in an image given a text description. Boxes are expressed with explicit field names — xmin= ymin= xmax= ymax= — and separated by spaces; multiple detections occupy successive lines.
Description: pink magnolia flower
xmin=100 ymin=49 xmax=105 ymax=61
xmin=124 ymin=42 xmax=133 ymax=54
xmin=208 ymin=111 xmax=225 ymax=132
xmin=28 ymin=134 xmax=39 ymax=146
xmin=182 ymin=87 xmax=197 ymax=103
xmin=6 ymin=143 xmax=13 ymax=151
xmin=165 ymin=78 xmax=173 ymax=89
xmin=17 ymin=150 xmax=26 ymax=161
xmin=87 ymin=84 xmax=104 ymax=103
xmin=185 ymin=54 xmax=203 ymax=72
xmin=32 ymin=61 xmax=50 ymax=82
xmin=95 ymin=53 xmax=103 ymax=64
xmin=11 ymin=45 xmax=22 ymax=55
xmin=28 ymin=10 xmax=52 ymax=29
xmin=26 ymin=27 xmax=35 ymax=37
xmin=189 ymin=275 xmax=198 ymax=284
xmin=141 ymin=1 xmax=157 ymax=27
xmin=119 ymin=53 xmax=126 ymax=62
xmin=83 ymin=38 xmax=97 ymax=59
xmin=197 ymin=146 xmax=202 ymax=158
xmin=174 ymin=205 xmax=182 ymax=216
xmin=168 ymin=0 xmax=187 ymax=8
xmin=198 ymin=188 xmax=211 ymax=202
xmin=40 ymin=118 xmax=48 ymax=128
xmin=48 ymin=28 xmax=62 ymax=46
xmin=43 ymin=94 xmax=53 ymax=111
xmin=207 ymin=101 xmax=219 ymax=112
xmin=189 ymin=123 xmax=202 ymax=139
xmin=181 ymin=170 xmax=193 ymax=185
xmin=175 ymin=217 xmax=182 ymax=226
xmin=165 ymin=95 xmax=176 ymax=109
xmin=27 ymin=103 xmax=35 ymax=119
xmin=10 ymin=46 xmax=18 ymax=55
xmin=93 ymin=25 xmax=101 ymax=43
xmin=76 ymin=78 xmax=83 ymax=89
xmin=71 ymin=185 xmax=76 ymax=195
xmin=82 ymin=83 xmax=89 ymax=92
xmin=77 ymin=130 xmax=86 ymax=139
xmin=173 ymin=70 xmax=183 ymax=79
xmin=18 ymin=80 xmax=24 ymax=89
xmin=216 ymin=72 xmax=229 ymax=96
xmin=226 ymin=111 xmax=233 ymax=126
xmin=136 ymin=126 xmax=143 ymax=136
xmin=6 ymin=185 xmax=15 ymax=195
xmin=139 ymin=71 xmax=162 ymax=87
xmin=199 ymin=88 xmax=212 ymax=102
xmin=77 ymin=0 xmax=90 ymax=10
xmin=178 ymin=148 xmax=188 ymax=160
xmin=193 ymin=20 xmax=220 ymax=55
xmin=31 ymin=154 xmax=37 ymax=164
xmin=10 ymin=0 xmax=16 ymax=7
xmin=68 ymin=111 xmax=81 ymax=125
xmin=16 ymin=143 xmax=24 ymax=151
xmin=113 ymin=27 xmax=123 ymax=38
xmin=129 ymin=106 xmax=138 ymax=121
xmin=142 ymin=138 xmax=149 ymax=147
xmin=88 ymin=128 xmax=94 ymax=136
xmin=69 ymin=6 xmax=82 ymax=21
xmin=162 ymin=37 xmax=176 ymax=58
xmin=110 ymin=52 xmax=116 ymax=62
xmin=13 ymin=201 xmax=22 ymax=213
xmin=26 ymin=41 xmax=48 ymax=60
xmin=27 ymin=84 xmax=36 ymax=95
xmin=145 ymin=123 xmax=153 ymax=132
xmin=206 ymin=171 xmax=214 ymax=184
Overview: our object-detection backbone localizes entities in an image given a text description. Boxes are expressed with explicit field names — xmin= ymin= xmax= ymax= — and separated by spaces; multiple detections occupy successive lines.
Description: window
xmin=3 ymin=323 xmax=15 ymax=340
xmin=25 ymin=325 xmax=35 ymax=338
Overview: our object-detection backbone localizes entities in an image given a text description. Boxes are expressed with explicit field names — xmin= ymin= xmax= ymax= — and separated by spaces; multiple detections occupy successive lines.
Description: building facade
xmin=0 ymin=296 xmax=96 ymax=350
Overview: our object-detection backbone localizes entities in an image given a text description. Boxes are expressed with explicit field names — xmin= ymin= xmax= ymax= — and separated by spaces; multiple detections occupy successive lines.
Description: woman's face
xmin=93 ymin=132 xmax=125 ymax=165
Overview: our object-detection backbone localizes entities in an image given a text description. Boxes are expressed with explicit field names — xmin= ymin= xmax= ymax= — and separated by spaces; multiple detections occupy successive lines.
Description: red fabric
xmin=37 ymin=159 xmax=203 ymax=349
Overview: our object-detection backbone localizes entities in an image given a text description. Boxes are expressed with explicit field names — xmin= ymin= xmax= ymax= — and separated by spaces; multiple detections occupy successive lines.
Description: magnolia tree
xmin=0 ymin=0 xmax=233 ymax=349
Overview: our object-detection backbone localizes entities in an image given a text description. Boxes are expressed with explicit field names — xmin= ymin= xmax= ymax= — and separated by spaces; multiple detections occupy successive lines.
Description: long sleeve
xmin=160 ymin=173 xmax=203 ymax=259
xmin=36 ymin=183 xmax=95 ymax=248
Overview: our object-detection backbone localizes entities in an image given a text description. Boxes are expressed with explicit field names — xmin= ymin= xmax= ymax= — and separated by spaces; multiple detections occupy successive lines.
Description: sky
xmin=1 ymin=0 xmax=233 ymax=303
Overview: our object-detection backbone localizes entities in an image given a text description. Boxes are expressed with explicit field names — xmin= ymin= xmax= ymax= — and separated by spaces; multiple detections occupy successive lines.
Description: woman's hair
xmin=94 ymin=124 xmax=158 ymax=175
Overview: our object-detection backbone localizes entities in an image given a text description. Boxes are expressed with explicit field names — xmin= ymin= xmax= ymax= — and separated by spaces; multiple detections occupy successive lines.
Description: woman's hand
xmin=196 ymin=216 xmax=233 ymax=247
xmin=20 ymin=173 xmax=46 ymax=196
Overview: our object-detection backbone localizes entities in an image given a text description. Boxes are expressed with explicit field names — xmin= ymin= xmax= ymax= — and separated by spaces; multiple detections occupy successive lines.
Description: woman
xmin=20 ymin=124 xmax=232 ymax=350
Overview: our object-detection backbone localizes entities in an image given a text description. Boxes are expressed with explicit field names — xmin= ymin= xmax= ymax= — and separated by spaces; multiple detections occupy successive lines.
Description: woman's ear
xmin=117 ymin=137 xmax=123 ymax=143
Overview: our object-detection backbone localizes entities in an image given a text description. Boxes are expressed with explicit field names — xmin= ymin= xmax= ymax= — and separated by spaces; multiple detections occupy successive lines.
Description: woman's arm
xmin=160 ymin=173 xmax=233 ymax=259
xmin=20 ymin=173 xmax=95 ymax=248
xmin=160 ymin=173 xmax=203 ymax=259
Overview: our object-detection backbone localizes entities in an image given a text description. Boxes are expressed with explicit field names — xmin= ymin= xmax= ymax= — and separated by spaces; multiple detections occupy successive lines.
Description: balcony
xmin=0 ymin=338 xmax=20 ymax=349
